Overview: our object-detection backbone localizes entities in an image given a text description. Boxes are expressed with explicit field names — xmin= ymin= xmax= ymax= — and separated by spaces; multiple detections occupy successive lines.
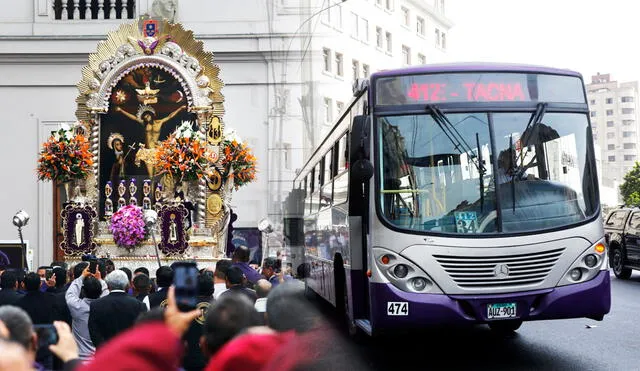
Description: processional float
xmin=36 ymin=16 xmax=256 ymax=270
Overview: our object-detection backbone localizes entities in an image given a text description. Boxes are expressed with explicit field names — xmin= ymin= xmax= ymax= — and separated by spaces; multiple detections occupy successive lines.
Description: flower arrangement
xmin=220 ymin=129 xmax=257 ymax=190
xmin=155 ymin=121 xmax=217 ymax=182
xmin=110 ymin=205 xmax=147 ymax=249
xmin=37 ymin=123 xmax=93 ymax=183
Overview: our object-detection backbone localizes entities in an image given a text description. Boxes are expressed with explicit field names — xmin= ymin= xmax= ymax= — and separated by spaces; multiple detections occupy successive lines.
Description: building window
xmin=416 ymin=16 xmax=425 ymax=35
xmin=608 ymin=156 xmax=616 ymax=162
xmin=335 ymin=52 xmax=343 ymax=77
xmin=337 ymin=3 xmax=343 ymax=28
xmin=336 ymin=101 xmax=345 ymax=114
xmin=589 ymin=99 xmax=596 ymax=105
xmin=606 ymin=109 xmax=614 ymax=116
xmin=363 ymin=64 xmax=370 ymax=78
xmin=322 ymin=4 xmax=331 ymax=24
xmin=283 ymin=143 xmax=291 ymax=170
xmin=324 ymin=97 xmax=332 ymax=122
xmin=607 ymin=121 xmax=614 ymax=127
xmin=590 ymin=111 xmax=596 ymax=117
xmin=401 ymin=7 xmax=409 ymax=26
xmin=376 ymin=27 xmax=383 ymax=48
xmin=322 ymin=48 xmax=331 ymax=72
xmin=385 ymin=32 xmax=392 ymax=53
xmin=623 ymin=131 xmax=635 ymax=137
xmin=624 ymin=143 xmax=637 ymax=149
xmin=360 ymin=18 xmax=369 ymax=42
xmin=352 ymin=59 xmax=360 ymax=81
xmin=385 ymin=0 xmax=393 ymax=11
xmin=607 ymin=132 xmax=615 ymax=139
xmin=606 ymin=98 xmax=613 ymax=104
xmin=625 ymin=155 xmax=637 ymax=161
xmin=418 ymin=53 xmax=426 ymax=64
xmin=623 ymin=120 xmax=634 ymax=126
xmin=442 ymin=33 xmax=447 ymax=49
xmin=622 ymin=108 xmax=635 ymax=114
xmin=607 ymin=144 xmax=615 ymax=150
xmin=376 ymin=0 xmax=382 ymax=5
xmin=622 ymin=96 xmax=635 ymax=103
xmin=593 ymin=134 xmax=598 ymax=141
xmin=350 ymin=12 xmax=358 ymax=38
xmin=435 ymin=28 xmax=441 ymax=47
xmin=402 ymin=45 xmax=411 ymax=65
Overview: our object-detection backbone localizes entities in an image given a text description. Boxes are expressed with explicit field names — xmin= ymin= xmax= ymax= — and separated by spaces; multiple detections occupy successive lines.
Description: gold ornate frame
xmin=74 ymin=17 xmax=230 ymax=240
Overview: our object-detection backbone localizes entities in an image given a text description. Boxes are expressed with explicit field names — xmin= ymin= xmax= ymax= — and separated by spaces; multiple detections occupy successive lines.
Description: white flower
xmin=64 ymin=130 xmax=74 ymax=140
xmin=223 ymin=127 xmax=242 ymax=143
xmin=53 ymin=132 xmax=61 ymax=141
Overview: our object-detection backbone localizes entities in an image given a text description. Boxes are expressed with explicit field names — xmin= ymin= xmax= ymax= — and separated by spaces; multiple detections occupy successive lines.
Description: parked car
xmin=604 ymin=206 xmax=640 ymax=279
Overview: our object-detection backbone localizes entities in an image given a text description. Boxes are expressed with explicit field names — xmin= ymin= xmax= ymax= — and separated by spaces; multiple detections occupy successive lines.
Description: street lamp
xmin=12 ymin=210 xmax=29 ymax=271
xmin=258 ymin=217 xmax=274 ymax=268
xmin=144 ymin=209 xmax=162 ymax=269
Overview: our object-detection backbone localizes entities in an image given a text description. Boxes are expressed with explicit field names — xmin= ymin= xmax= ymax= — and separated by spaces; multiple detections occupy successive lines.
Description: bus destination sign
xmin=375 ymin=72 xmax=586 ymax=106
xmin=406 ymin=82 xmax=526 ymax=102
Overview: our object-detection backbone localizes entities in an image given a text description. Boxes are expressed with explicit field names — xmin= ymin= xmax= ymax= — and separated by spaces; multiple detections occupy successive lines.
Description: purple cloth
xmin=231 ymin=262 xmax=262 ymax=284
xmin=268 ymin=274 xmax=293 ymax=288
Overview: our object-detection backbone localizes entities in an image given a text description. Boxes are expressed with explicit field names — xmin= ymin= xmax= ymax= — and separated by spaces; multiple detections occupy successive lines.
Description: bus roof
xmin=371 ymin=62 xmax=582 ymax=79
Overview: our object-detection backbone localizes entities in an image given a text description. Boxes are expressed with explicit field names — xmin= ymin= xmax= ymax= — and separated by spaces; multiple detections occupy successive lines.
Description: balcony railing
xmin=52 ymin=0 xmax=136 ymax=20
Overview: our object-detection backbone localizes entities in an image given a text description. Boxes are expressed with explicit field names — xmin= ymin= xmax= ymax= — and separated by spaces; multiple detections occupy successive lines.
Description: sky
xmin=446 ymin=0 xmax=640 ymax=84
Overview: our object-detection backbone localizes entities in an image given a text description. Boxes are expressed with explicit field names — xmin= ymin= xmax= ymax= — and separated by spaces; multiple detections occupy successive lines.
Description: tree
xmin=619 ymin=162 xmax=640 ymax=205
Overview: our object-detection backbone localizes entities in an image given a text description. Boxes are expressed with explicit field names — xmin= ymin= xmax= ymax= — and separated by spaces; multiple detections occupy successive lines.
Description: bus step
xmin=355 ymin=319 xmax=372 ymax=336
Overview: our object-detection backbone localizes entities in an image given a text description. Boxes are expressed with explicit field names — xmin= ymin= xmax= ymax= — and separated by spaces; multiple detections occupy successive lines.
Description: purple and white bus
xmin=289 ymin=63 xmax=610 ymax=336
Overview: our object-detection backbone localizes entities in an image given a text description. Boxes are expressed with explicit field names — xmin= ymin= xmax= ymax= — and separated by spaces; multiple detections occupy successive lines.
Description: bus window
xmin=321 ymin=151 xmax=333 ymax=209
xmin=324 ymin=150 xmax=333 ymax=184
xmin=338 ymin=134 xmax=349 ymax=172
xmin=333 ymin=171 xmax=348 ymax=205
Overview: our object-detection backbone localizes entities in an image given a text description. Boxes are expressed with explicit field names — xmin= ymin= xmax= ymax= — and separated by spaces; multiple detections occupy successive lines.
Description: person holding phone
xmin=65 ymin=265 xmax=108 ymax=360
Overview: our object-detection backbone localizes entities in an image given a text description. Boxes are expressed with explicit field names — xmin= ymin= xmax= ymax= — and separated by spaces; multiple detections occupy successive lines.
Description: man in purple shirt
xmin=231 ymin=246 xmax=262 ymax=286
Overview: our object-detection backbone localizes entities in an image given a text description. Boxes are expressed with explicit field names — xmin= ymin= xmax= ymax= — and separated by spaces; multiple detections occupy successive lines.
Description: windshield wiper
xmin=518 ymin=102 xmax=547 ymax=165
xmin=476 ymin=133 xmax=485 ymax=212
xmin=426 ymin=105 xmax=486 ymax=175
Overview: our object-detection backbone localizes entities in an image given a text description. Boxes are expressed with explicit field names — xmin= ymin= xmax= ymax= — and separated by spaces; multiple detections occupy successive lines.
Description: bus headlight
xmin=394 ymin=264 xmax=409 ymax=278
xmin=557 ymin=239 xmax=607 ymax=286
xmin=372 ymin=247 xmax=442 ymax=294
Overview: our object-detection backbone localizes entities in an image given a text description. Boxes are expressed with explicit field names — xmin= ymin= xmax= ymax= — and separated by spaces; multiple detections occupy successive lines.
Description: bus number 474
xmin=387 ymin=302 xmax=409 ymax=316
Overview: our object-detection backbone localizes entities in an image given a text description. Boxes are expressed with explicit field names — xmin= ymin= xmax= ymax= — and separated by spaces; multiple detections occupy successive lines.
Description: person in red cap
xmin=204 ymin=327 xmax=296 ymax=371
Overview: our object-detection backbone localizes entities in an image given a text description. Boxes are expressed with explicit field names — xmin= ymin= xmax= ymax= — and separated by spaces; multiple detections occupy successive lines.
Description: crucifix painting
xmin=99 ymin=66 xmax=194 ymax=219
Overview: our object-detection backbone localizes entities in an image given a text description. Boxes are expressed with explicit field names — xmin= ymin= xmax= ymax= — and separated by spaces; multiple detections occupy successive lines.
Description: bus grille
xmin=433 ymin=248 xmax=565 ymax=289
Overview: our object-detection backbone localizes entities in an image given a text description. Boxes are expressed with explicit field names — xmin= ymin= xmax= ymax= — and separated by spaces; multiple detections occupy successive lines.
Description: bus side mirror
xmin=350 ymin=115 xmax=373 ymax=182
xmin=352 ymin=158 xmax=373 ymax=181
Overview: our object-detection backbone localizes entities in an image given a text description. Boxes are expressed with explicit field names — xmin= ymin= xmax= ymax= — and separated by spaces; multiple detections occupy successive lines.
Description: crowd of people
xmin=0 ymin=246 xmax=367 ymax=371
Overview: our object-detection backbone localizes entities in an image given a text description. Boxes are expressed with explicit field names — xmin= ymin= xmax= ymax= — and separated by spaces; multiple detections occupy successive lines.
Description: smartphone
xmin=34 ymin=325 xmax=58 ymax=349
xmin=45 ymin=268 xmax=54 ymax=280
xmin=173 ymin=262 xmax=199 ymax=311
xmin=89 ymin=259 xmax=98 ymax=274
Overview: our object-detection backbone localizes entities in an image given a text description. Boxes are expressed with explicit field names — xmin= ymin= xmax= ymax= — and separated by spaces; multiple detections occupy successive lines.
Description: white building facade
xmin=0 ymin=0 xmax=452 ymax=267
xmin=586 ymin=73 xmax=640 ymax=203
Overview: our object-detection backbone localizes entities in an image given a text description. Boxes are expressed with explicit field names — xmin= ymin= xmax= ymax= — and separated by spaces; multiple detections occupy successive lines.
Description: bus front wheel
xmin=488 ymin=320 xmax=522 ymax=335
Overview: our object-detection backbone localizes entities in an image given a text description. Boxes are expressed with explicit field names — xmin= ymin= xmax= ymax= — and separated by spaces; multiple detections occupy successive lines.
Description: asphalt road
xmin=314 ymin=271 xmax=640 ymax=371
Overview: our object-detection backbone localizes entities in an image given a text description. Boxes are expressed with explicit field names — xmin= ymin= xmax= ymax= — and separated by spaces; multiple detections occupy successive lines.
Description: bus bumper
xmin=369 ymin=270 xmax=610 ymax=332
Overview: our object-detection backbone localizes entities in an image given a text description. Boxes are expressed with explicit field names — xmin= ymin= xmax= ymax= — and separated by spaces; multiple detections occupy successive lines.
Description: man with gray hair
xmin=0 ymin=306 xmax=38 ymax=366
xmin=88 ymin=269 xmax=147 ymax=348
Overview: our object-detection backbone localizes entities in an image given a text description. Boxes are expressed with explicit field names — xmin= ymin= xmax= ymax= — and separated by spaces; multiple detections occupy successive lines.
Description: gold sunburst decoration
xmin=75 ymin=18 xmax=225 ymax=122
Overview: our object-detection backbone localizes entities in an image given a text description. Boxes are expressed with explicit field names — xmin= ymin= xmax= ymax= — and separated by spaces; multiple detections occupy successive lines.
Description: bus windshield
xmin=378 ymin=111 xmax=598 ymax=235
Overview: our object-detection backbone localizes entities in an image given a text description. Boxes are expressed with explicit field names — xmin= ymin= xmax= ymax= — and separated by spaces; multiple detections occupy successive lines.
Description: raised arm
xmin=65 ymin=276 xmax=85 ymax=314
xmin=157 ymin=105 xmax=187 ymax=125
xmin=114 ymin=106 xmax=143 ymax=124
